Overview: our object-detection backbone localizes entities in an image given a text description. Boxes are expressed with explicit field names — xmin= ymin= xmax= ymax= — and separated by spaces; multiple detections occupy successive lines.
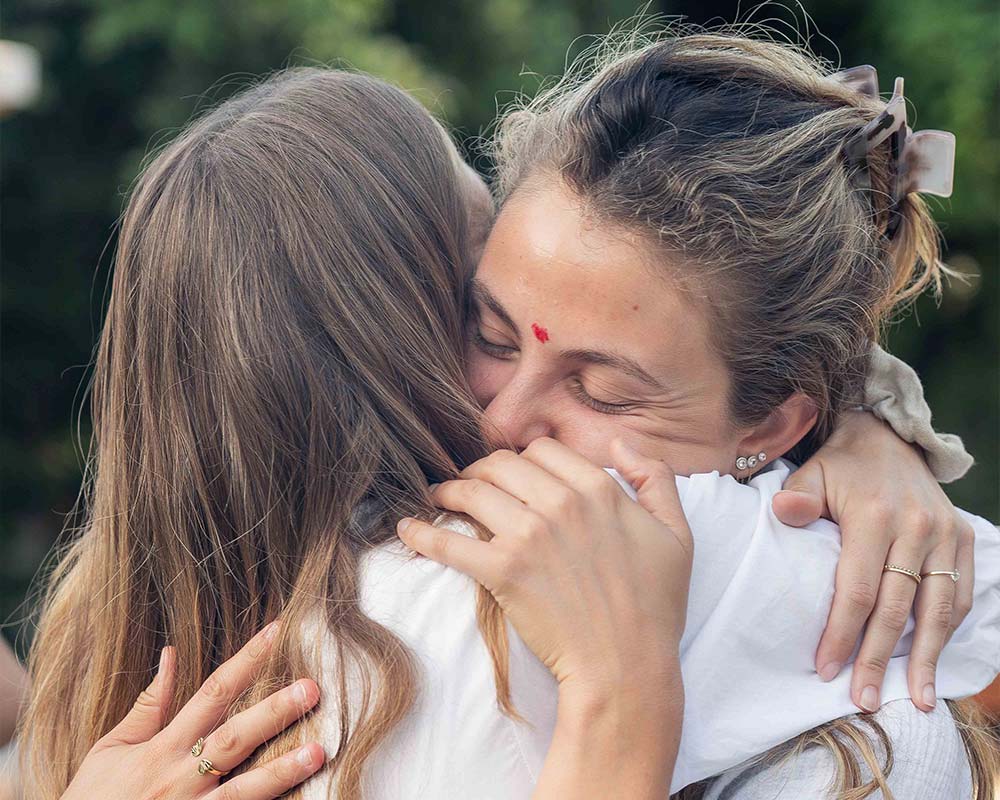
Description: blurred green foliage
xmin=2 ymin=0 xmax=998 ymax=644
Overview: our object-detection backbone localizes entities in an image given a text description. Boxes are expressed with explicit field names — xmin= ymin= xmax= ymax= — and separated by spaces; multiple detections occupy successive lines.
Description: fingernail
xmin=427 ymin=484 xmax=440 ymax=493
xmin=922 ymin=683 xmax=936 ymax=709
xmin=296 ymin=745 xmax=316 ymax=766
xmin=860 ymin=685 xmax=880 ymax=712
xmin=397 ymin=518 xmax=413 ymax=535
xmin=293 ymin=681 xmax=309 ymax=705
xmin=818 ymin=661 xmax=842 ymax=682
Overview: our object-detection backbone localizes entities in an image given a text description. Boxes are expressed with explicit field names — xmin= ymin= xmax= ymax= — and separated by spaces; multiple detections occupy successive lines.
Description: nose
xmin=482 ymin=380 xmax=555 ymax=451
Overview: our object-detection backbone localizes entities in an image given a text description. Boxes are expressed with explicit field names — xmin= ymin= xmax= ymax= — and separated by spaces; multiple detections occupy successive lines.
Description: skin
xmin=399 ymin=437 xmax=693 ymax=798
xmin=55 ymin=129 xmax=972 ymax=799
xmin=61 ymin=624 xmax=325 ymax=800
xmin=459 ymin=174 xmax=972 ymax=714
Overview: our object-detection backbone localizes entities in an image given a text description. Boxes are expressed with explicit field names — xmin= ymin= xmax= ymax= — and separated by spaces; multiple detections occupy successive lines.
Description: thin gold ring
xmin=198 ymin=759 xmax=228 ymax=777
xmin=883 ymin=563 xmax=922 ymax=585
xmin=921 ymin=569 xmax=960 ymax=583
xmin=191 ymin=737 xmax=205 ymax=757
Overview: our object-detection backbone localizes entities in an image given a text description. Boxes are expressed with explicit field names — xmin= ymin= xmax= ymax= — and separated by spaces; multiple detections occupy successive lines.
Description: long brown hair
xmin=491 ymin=23 xmax=999 ymax=798
xmin=21 ymin=68 xmax=513 ymax=799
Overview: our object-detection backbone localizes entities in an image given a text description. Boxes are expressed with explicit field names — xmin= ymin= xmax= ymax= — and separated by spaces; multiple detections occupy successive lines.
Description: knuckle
xmin=217 ymin=783 xmax=245 ymax=800
xmin=481 ymin=449 xmax=517 ymax=475
xmin=858 ymin=653 xmax=890 ymax=675
xmin=266 ymin=753 xmax=297 ymax=784
xmin=200 ymin=671 xmax=231 ymax=703
xmin=843 ymin=581 xmax=879 ymax=615
xmin=874 ymin=595 xmax=912 ymax=632
xmin=547 ymin=486 xmax=578 ymax=516
xmin=133 ymin=688 xmax=160 ymax=714
xmin=866 ymin=502 xmax=895 ymax=530
xmin=906 ymin=507 xmax=936 ymax=538
xmin=494 ymin=547 xmax=524 ymax=586
xmin=924 ymin=598 xmax=955 ymax=630
xmin=212 ymin=721 xmax=241 ymax=756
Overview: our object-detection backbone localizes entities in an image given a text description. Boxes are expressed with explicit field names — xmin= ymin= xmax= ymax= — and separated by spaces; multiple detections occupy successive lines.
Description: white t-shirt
xmin=303 ymin=463 xmax=1000 ymax=798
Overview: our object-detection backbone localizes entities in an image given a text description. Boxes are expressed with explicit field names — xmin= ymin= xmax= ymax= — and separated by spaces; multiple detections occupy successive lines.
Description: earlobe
xmin=737 ymin=393 xmax=819 ymax=470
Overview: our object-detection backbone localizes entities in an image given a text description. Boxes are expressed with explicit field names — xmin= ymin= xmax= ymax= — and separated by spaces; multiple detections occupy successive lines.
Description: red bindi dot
xmin=531 ymin=323 xmax=550 ymax=344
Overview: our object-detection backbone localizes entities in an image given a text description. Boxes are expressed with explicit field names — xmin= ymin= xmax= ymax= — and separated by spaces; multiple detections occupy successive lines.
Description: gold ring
xmin=198 ymin=758 xmax=228 ymax=777
xmin=191 ymin=737 xmax=205 ymax=757
xmin=883 ymin=563 xmax=922 ymax=585
xmin=921 ymin=569 xmax=960 ymax=583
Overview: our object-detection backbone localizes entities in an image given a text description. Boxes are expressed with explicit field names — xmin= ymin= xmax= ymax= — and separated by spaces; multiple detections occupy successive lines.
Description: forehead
xmin=477 ymin=181 xmax=712 ymax=363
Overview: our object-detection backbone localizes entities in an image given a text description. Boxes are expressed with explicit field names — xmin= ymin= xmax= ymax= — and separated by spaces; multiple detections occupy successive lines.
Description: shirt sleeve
xmin=699 ymin=700 xmax=973 ymax=800
xmin=864 ymin=344 xmax=974 ymax=483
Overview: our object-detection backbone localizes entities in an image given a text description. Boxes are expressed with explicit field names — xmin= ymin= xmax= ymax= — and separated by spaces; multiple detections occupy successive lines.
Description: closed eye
xmin=472 ymin=327 xmax=517 ymax=360
xmin=570 ymin=379 xmax=635 ymax=415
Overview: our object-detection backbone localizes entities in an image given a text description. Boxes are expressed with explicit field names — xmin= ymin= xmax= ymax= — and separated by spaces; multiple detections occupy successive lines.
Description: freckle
xmin=531 ymin=322 xmax=550 ymax=344
xmin=632 ymin=304 xmax=640 ymax=311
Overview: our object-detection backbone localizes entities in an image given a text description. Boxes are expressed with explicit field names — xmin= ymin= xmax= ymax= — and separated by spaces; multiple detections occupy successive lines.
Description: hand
xmin=396 ymin=437 xmax=693 ymax=703
xmin=61 ymin=622 xmax=325 ymax=800
xmin=772 ymin=412 xmax=974 ymax=714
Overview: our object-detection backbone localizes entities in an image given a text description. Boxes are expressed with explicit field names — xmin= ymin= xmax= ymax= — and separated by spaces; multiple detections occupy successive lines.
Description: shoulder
xmin=700 ymin=700 xmax=972 ymax=800
xmin=303 ymin=519 xmax=553 ymax=799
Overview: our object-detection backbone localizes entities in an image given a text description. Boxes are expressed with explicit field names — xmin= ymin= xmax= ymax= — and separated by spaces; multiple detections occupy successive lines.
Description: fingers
xmin=460 ymin=448 xmax=564 ymax=505
xmin=519 ymin=437 xmax=613 ymax=490
xmin=104 ymin=646 xmax=177 ymax=746
xmin=849 ymin=542 xmax=923 ymax=713
xmin=907 ymin=543 xmax=958 ymax=711
xmin=167 ymin=621 xmax=281 ymax=746
xmin=429 ymin=477 xmax=536 ymax=538
xmin=609 ymin=440 xmax=689 ymax=544
xmin=772 ymin=460 xmax=829 ymax=527
xmin=203 ymin=679 xmax=320 ymax=773
xmin=208 ymin=742 xmax=325 ymax=800
xmin=815 ymin=532 xmax=889 ymax=684
xmin=396 ymin=518 xmax=495 ymax=584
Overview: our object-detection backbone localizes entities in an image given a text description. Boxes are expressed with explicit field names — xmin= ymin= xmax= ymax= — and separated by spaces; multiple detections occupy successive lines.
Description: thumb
xmin=772 ymin=459 xmax=830 ymax=527
xmin=104 ymin=646 xmax=176 ymax=746
xmin=610 ymin=439 xmax=688 ymax=534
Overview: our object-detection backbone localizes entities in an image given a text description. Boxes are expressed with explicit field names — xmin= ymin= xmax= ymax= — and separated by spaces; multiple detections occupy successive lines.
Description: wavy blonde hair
xmin=489 ymin=22 xmax=999 ymax=798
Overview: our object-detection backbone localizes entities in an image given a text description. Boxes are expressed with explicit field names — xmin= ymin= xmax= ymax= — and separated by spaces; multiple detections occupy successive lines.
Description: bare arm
xmin=535 ymin=674 xmax=682 ymax=799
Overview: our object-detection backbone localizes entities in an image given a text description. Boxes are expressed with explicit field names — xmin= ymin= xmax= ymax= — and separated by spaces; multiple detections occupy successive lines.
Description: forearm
xmin=533 ymin=664 xmax=683 ymax=799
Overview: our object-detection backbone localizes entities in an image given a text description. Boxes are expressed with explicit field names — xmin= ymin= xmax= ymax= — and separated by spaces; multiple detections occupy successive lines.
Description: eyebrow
xmin=560 ymin=348 xmax=664 ymax=391
xmin=471 ymin=279 xmax=664 ymax=391
xmin=471 ymin=279 xmax=518 ymax=332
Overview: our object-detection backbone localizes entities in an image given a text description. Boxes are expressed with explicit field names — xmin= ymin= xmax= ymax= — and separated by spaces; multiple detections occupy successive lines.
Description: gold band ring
xmin=883 ymin=563 xmax=922 ymax=585
xmin=191 ymin=737 xmax=205 ymax=757
xmin=921 ymin=569 xmax=960 ymax=583
xmin=198 ymin=758 xmax=228 ymax=777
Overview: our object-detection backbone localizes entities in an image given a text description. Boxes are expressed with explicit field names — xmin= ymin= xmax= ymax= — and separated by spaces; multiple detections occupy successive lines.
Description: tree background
xmin=2 ymin=0 xmax=998 ymax=650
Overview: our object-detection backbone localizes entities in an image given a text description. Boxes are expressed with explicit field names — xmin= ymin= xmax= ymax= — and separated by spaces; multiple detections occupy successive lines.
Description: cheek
xmin=465 ymin=350 xmax=510 ymax=408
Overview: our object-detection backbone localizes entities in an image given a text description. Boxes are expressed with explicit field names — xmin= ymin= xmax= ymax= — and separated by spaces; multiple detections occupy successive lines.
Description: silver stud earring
xmin=735 ymin=451 xmax=767 ymax=471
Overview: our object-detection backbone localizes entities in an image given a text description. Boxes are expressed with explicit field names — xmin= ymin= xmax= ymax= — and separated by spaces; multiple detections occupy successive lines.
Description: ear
xmin=737 ymin=392 xmax=818 ymax=469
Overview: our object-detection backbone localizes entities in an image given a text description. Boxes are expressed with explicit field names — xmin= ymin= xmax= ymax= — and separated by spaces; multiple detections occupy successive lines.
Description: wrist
xmin=556 ymin=653 xmax=683 ymax=731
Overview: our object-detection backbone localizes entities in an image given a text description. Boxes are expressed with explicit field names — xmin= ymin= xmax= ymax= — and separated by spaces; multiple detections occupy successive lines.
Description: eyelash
xmin=472 ymin=328 xmax=516 ymax=360
xmin=570 ymin=380 xmax=634 ymax=415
